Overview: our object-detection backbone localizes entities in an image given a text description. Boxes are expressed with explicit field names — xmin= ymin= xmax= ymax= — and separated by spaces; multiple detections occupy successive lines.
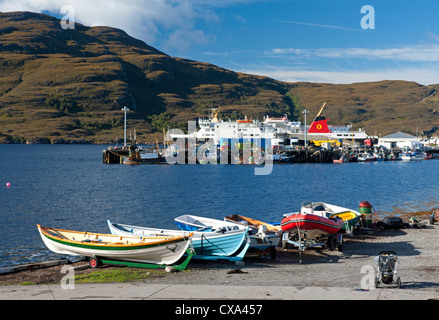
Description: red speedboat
xmin=281 ymin=202 xmax=344 ymax=237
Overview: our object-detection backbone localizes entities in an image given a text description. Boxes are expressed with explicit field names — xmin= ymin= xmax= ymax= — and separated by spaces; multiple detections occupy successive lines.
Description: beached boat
xmin=223 ymin=214 xmax=281 ymax=255
xmin=280 ymin=202 xmax=349 ymax=263
xmin=107 ymin=220 xmax=249 ymax=259
xmin=224 ymin=214 xmax=281 ymax=232
xmin=174 ymin=214 xmax=240 ymax=232
xmin=281 ymin=212 xmax=343 ymax=237
xmin=309 ymin=202 xmax=361 ymax=232
xmin=281 ymin=202 xmax=345 ymax=237
xmin=37 ymin=224 xmax=192 ymax=265
xmin=174 ymin=214 xmax=252 ymax=259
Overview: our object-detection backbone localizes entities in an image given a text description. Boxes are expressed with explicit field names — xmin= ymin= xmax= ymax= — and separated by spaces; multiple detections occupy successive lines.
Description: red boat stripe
xmin=280 ymin=216 xmax=342 ymax=231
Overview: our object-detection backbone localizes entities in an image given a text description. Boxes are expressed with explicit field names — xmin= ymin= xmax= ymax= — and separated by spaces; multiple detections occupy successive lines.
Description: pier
xmin=103 ymin=143 xmax=437 ymax=165
xmin=283 ymin=149 xmax=335 ymax=163
xmin=103 ymin=147 xmax=129 ymax=164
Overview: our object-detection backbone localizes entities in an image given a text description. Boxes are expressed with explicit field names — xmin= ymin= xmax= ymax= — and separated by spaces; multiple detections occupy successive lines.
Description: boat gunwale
xmin=224 ymin=214 xmax=281 ymax=232
xmin=38 ymin=224 xmax=190 ymax=251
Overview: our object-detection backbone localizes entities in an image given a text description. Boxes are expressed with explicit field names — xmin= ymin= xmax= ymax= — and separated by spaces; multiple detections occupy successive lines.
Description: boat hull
xmin=329 ymin=211 xmax=359 ymax=230
xmin=174 ymin=214 xmax=252 ymax=256
xmin=304 ymin=202 xmax=361 ymax=232
xmin=223 ymin=214 xmax=281 ymax=251
xmin=247 ymin=234 xmax=280 ymax=251
xmin=122 ymin=157 xmax=167 ymax=164
xmin=401 ymin=154 xmax=425 ymax=161
xmin=280 ymin=214 xmax=343 ymax=236
xmin=37 ymin=225 xmax=191 ymax=265
xmin=108 ymin=220 xmax=248 ymax=257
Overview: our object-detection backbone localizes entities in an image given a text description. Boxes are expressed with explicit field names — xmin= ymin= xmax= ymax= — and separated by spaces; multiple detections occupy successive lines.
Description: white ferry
xmin=169 ymin=105 xmax=369 ymax=146
xmin=303 ymin=102 xmax=369 ymax=141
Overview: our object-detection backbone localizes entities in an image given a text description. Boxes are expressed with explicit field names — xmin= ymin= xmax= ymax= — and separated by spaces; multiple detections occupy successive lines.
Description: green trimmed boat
xmin=37 ymin=224 xmax=193 ymax=266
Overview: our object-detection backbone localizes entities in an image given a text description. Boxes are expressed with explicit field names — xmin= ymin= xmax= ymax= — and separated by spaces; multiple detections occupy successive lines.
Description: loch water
xmin=0 ymin=144 xmax=438 ymax=267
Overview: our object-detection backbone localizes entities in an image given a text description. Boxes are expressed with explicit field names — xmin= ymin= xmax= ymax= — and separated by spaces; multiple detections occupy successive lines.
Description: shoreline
xmin=1 ymin=212 xmax=438 ymax=296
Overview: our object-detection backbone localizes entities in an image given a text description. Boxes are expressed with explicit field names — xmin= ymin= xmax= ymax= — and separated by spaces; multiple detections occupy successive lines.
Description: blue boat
xmin=175 ymin=214 xmax=280 ymax=258
xmin=107 ymin=220 xmax=250 ymax=261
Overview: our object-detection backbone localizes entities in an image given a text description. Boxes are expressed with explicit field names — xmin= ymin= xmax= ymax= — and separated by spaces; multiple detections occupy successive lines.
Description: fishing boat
xmin=333 ymin=155 xmax=349 ymax=163
xmin=223 ymin=214 xmax=281 ymax=257
xmin=37 ymin=224 xmax=192 ymax=266
xmin=400 ymin=150 xmax=426 ymax=161
xmin=357 ymin=152 xmax=376 ymax=162
xmin=107 ymin=220 xmax=249 ymax=259
xmin=122 ymin=147 xmax=167 ymax=164
xmin=122 ymin=154 xmax=167 ymax=164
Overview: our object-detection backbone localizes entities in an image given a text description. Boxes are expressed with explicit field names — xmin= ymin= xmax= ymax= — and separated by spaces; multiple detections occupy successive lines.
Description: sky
xmin=1 ymin=0 xmax=439 ymax=85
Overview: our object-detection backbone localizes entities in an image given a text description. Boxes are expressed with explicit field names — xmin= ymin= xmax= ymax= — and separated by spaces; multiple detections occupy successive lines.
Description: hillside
xmin=289 ymin=81 xmax=439 ymax=137
xmin=0 ymin=11 xmax=437 ymax=143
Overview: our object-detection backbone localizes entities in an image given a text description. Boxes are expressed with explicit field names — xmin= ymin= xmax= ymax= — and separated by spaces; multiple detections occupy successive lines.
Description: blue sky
xmin=1 ymin=0 xmax=438 ymax=85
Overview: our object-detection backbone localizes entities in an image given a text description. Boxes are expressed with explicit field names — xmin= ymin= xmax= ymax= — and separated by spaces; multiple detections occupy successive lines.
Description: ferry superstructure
xmin=169 ymin=106 xmax=369 ymax=146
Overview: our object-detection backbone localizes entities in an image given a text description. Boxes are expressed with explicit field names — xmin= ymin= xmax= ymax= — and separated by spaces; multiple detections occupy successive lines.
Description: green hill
xmin=0 ymin=11 xmax=437 ymax=143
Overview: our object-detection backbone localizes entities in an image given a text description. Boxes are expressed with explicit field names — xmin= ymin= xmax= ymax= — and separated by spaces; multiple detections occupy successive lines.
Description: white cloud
xmin=165 ymin=29 xmax=215 ymax=52
xmin=270 ymin=45 xmax=439 ymax=62
xmin=0 ymin=0 xmax=215 ymax=52
xmin=259 ymin=45 xmax=439 ymax=84
xmin=239 ymin=66 xmax=439 ymax=85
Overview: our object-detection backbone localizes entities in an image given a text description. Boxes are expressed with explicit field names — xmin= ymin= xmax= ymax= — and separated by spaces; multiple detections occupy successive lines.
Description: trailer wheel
xmin=327 ymin=235 xmax=337 ymax=251
xmin=89 ymin=256 xmax=101 ymax=268
xmin=270 ymin=247 xmax=277 ymax=260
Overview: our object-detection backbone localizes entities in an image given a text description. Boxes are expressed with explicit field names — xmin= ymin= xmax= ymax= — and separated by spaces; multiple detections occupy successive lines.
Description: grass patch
xmin=72 ymin=267 xmax=166 ymax=284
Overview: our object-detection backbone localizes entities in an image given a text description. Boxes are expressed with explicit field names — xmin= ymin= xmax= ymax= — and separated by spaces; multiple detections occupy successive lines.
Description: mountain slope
xmin=0 ymin=11 xmax=437 ymax=143
xmin=289 ymin=81 xmax=439 ymax=137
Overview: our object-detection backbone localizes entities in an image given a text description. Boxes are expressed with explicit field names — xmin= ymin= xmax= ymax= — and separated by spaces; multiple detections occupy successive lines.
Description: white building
xmin=378 ymin=132 xmax=422 ymax=149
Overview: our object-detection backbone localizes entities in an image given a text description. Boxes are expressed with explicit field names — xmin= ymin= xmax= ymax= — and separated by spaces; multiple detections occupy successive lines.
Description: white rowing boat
xmin=37 ymin=224 xmax=192 ymax=265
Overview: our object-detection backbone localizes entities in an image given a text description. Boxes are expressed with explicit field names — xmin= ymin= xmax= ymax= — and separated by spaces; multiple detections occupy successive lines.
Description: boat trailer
xmin=281 ymin=231 xmax=343 ymax=264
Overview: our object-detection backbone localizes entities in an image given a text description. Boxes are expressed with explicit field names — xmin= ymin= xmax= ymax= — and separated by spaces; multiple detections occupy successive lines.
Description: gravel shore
xmin=1 ymin=212 xmax=439 ymax=295
xmin=143 ymin=218 xmax=439 ymax=291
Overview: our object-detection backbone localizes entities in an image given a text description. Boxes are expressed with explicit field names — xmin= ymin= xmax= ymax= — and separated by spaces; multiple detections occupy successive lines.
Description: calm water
xmin=0 ymin=144 xmax=438 ymax=267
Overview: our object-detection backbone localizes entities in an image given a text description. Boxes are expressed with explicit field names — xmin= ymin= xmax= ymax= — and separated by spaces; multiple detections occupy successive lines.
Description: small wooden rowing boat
xmin=224 ymin=214 xmax=281 ymax=232
xmin=37 ymin=224 xmax=192 ymax=265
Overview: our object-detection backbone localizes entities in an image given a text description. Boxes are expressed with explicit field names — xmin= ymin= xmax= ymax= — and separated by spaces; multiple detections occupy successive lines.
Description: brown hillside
xmin=0 ymin=11 xmax=437 ymax=143
xmin=288 ymin=81 xmax=439 ymax=137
